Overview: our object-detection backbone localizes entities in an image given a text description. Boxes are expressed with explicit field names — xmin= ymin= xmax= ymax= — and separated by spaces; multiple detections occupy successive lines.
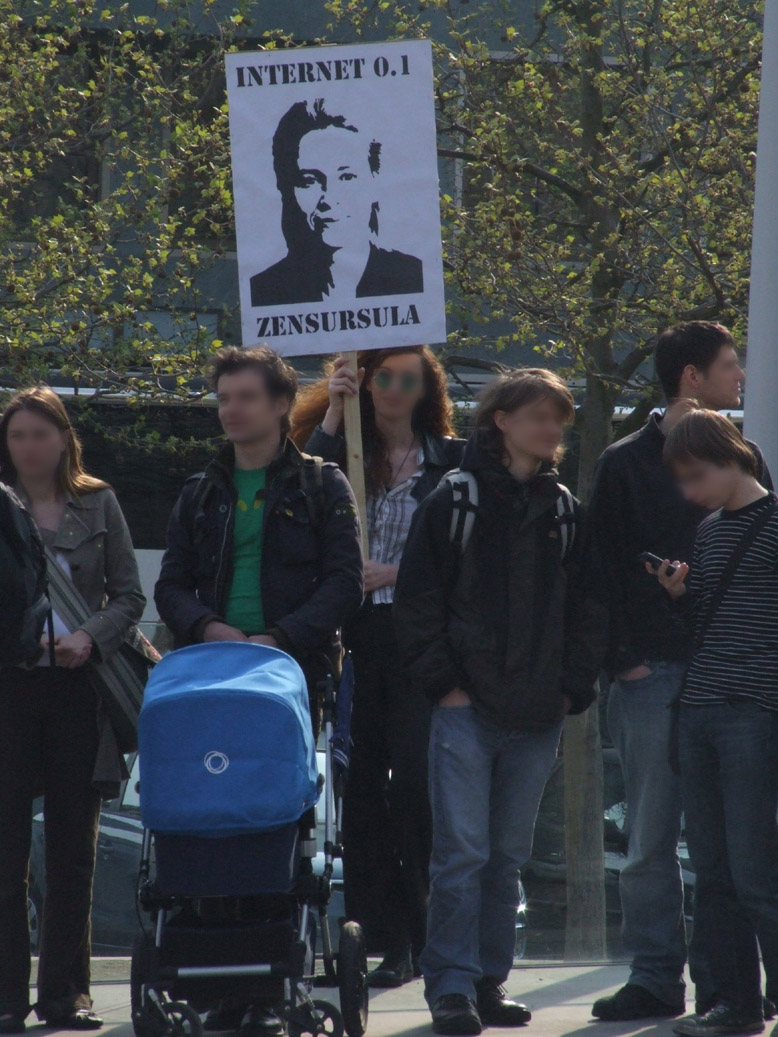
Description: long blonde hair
xmin=0 ymin=387 xmax=108 ymax=495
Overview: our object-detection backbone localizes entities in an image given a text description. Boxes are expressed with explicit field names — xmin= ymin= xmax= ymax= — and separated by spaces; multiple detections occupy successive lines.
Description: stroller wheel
xmin=337 ymin=923 xmax=368 ymax=1037
xmin=161 ymin=1002 xmax=203 ymax=1037
xmin=288 ymin=1000 xmax=344 ymax=1037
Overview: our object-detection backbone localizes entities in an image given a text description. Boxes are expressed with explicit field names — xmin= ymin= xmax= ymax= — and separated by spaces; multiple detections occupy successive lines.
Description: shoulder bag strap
xmin=695 ymin=495 xmax=778 ymax=648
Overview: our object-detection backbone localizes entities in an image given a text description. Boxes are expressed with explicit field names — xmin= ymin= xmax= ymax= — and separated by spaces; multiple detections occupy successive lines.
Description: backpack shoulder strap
xmin=555 ymin=483 xmax=577 ymax=560
xmin=444 ymin=469 xmax=479 ymax=553
xmin=695 ymin=495 xmax=778 ymax=648
xmin=300 ymin=456 xmax=327 ymax=531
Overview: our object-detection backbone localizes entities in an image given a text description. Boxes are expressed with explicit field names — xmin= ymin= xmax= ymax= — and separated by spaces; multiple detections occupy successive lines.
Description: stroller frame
xmin=131 ymin=666 xmax=368 ymax=1037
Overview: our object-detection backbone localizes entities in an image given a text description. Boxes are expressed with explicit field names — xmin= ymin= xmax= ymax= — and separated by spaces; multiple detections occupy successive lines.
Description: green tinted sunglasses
xmin=373 ymin=369 xmax=422 ymax=393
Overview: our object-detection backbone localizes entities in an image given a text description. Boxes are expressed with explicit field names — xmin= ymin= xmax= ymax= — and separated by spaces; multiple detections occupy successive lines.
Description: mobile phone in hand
xmin=638 ymin=552 xmax=678 ymax=577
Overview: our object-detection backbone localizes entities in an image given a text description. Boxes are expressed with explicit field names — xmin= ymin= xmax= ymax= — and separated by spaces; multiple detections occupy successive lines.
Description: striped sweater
xmin=682 ymin=493 xmax=778 ymax=711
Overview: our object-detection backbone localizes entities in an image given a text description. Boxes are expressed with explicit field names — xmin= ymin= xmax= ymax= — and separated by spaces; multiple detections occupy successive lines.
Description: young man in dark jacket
xmin=155 ymin=346 xmax=364 ymax=1037
xmin=394 ymin=369 xmax=606 ymax=1037
xmin=587 ymin=322 xmax=773 ymax=1022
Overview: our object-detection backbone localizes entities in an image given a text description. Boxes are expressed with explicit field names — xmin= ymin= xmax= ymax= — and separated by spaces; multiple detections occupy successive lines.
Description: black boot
xmin=475 ymin=979 xmax=531 ymax=1027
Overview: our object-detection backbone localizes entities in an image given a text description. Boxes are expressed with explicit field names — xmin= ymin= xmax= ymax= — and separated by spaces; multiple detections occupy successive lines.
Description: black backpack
xmin=0 ymin=484 xmax=51 ymax=668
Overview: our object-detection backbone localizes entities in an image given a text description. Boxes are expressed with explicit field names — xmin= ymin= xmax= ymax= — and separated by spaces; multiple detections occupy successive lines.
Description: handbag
xmin=44 ymin=547 xmax=160 ymax=752
xmin=668 ymin=493 xmax=778 ymax=772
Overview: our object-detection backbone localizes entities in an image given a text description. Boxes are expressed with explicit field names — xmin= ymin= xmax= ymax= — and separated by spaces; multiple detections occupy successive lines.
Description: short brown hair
xmin=474 ymin=368 xmax=575 ymax=465
xmin=663 ymin=409 xmax=758 ymax=476
xmin=210 ymin=347 xmax=298 ymax=436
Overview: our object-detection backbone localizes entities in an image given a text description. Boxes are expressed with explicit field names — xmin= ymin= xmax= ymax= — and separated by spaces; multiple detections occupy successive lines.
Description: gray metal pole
xmin=744 ymin=0 xmax=778 ymax=471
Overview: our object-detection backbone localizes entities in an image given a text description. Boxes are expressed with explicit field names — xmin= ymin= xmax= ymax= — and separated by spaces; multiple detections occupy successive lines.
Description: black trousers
xmin=0 ymin=667 xmax=101 ymax=1021
xmin=342 ymin=603 xmax=432 ymax=958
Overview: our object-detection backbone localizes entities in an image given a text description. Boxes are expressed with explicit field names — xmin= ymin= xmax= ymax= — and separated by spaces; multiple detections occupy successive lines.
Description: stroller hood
xmin=138 ymin=642 xmax=320 ymax=837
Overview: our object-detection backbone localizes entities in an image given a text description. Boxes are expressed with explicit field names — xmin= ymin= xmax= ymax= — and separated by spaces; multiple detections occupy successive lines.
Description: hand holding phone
xmin=638 ymin=552 xmax=688 ymax=598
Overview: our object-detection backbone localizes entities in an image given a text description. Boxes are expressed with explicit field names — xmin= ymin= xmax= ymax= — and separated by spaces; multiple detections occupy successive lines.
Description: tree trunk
xmin=563 ymin=370 xmax=614 ymax=959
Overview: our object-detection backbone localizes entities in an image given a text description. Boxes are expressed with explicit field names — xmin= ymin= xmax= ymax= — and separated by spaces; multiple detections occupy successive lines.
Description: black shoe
xmin=238 ymin=1007 xmax=285 ymax=1037
xmin=593 ymin=985 xmax=685 ymax=1021
xmin=205 ymin=1003 xmax=247 ymax=1032
xmin=696 ymin=997 xmax=775 ymax=1021
xmin=431 ymin=994 xmax=482 ymax=1036
xmin=43 ymin=1010 xmax=104 ymax=1030
xmin=476 ymin=979 xmax=532 ymax=1027
xmin=368 ymin=954 xmax=414 ymax=989
xmin=673 ymin=1004 xmax=765 ymax=1036
xmin=0 ymin=1018 xmax=25 ymax=1035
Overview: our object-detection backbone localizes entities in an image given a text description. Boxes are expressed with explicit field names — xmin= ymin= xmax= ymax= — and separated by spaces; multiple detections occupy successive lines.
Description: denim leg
xmin=679 ymin=705 xmax=764 ymax=1017
xmin=607 ymin=662 xmax=687 ymax=1004
xmin=421 ymin=707 xmax=493 ymax=1006
xmin=714 ymin=704 xmax=778 ymax=1009
xmin=479 ymin=723 xmax=562 ymax=984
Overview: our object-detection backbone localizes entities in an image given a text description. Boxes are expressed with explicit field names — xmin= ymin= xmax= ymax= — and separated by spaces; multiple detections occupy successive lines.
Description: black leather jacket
xmin=155 ymin=438 xmax=364 ymax=659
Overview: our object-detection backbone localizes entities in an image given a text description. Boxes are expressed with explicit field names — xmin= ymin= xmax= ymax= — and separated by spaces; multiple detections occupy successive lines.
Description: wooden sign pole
xmin=340 ymin=350 xmax=369 ymax=558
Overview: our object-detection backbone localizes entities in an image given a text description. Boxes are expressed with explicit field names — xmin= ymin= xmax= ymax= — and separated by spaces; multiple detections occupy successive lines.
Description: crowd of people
xmin=0 ymin=320 xmax=777 ymax=1037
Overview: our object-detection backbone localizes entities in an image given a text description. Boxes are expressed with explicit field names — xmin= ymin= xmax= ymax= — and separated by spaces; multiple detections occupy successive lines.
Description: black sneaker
xmin=593 ymin=984 xmax=685 ymax=1021
xmin=696 ymin=997 xmax=775 ymax=1021
xmin=431 ymin=994 xmax=482 ymax=1036
xmin=238 ymin=1007 xmax=285 ymax=1037
xmin=368 ymin=954 xmax=414 ymax=989
xmin=673 ymin=1004 xmax=764 ymax=1036
xmin=476 ymin=979 xmax=531 ymax=1027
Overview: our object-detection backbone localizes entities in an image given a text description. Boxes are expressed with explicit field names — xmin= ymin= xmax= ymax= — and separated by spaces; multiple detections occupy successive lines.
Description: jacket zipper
xmin=214 ymin=499 xmax=234 ymax=615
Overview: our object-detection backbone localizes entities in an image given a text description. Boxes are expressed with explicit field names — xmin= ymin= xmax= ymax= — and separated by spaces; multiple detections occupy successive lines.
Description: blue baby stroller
xmin=131 ymin=642 xmax=368 ymax=1037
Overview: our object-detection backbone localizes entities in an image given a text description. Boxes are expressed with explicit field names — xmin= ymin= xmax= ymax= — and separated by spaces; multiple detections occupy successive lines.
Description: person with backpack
xmin=154 ymin=345 xmax=363 ymax=1037
xmin=586 ymin=322 xmax=773 ymax=1022
xmin=393 ymin=369 xmax=606 ymax=1036
xmin=0 ymin=387 xmax=145 ymax=1034
xmin=651 ymin=409 xmax=778 ymax=1037
xmin=292 ymin=346 xmax=464 ymax=987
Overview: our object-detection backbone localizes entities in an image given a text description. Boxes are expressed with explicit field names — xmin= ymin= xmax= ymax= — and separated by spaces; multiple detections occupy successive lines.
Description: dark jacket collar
xmin=206 ymin=436 xmax=307 ymax=487
xmin=460 ymin=435 xmax=557 ymax=484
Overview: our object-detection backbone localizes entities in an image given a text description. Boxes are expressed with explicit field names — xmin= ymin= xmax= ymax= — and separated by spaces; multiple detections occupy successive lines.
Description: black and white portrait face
xmin=293 ymin=126 xmax=376 ymax=252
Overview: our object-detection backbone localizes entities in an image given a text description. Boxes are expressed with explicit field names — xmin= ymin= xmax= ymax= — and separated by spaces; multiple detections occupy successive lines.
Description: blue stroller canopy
xmin=139 ymin=643 xmax=320 ymax=838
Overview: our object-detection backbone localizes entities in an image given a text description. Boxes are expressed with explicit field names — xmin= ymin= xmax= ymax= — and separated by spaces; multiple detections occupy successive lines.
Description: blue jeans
xmin=421 ymin=705 xmax=562 ymax=1005
xmin=679 ymin=702 xmax=778 ymax=1016
xmin=607 ymin=661 xmax=704 ymax=1006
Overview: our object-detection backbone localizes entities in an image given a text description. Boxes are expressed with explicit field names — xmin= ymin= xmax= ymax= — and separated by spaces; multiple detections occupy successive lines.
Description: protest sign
xmin=225 ymin=40 xmax=446 ymax=358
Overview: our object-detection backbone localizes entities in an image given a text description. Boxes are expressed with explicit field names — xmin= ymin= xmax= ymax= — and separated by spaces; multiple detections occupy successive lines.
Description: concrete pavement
xmin=24 ymin=961 xmax=774 ymax=1037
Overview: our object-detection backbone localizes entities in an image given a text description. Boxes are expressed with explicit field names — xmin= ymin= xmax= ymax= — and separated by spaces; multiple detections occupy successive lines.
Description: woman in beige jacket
xmin=0 ymin=388 xmax=144 ymax=1034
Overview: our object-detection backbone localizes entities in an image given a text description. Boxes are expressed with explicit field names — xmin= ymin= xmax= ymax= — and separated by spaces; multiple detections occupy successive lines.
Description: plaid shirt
xmin=366 ymin=446 xmax=424 ymax=605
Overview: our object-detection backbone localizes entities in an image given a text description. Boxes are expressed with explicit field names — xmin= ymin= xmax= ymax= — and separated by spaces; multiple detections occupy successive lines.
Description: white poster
xmin=225 ymin=40 xmax=446 ymax=356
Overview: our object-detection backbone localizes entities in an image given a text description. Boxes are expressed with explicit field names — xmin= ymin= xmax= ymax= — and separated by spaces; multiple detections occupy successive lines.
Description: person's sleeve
xmin=752 ymin=441 xmax=774 ymax=492
xmin=393 ymin=486 xmax=465 ymax=702
xmin=561 ymin=502 xmax=609 ymax=714
xmin=267 ymin=467 xmax=363 ymax=652
xmin=585 ymin=451 xmax=642 ymax=676
xmin=78 ymin=490 xmax=146 ymax=661
xmin=304 ymin=425 xmax=346 ymax=466
xmin=154 ymin=485 xmax=221 ymax=645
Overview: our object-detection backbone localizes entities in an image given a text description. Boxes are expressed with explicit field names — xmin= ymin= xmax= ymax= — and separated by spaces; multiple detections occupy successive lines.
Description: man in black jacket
xmin=154 ymin=346 xmax=363 ymax=1037
xmin=587 ymin=321 xmax=773 ymax=1023
xmin=394 ymin=369 xmax=606 ymax=1037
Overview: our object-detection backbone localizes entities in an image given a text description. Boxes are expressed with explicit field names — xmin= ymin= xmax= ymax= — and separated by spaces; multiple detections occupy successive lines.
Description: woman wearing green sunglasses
xmin=293 ymin=346 xmax=464 ymax=987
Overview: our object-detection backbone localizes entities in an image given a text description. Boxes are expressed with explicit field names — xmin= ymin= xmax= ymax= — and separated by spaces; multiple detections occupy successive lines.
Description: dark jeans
xmin=607 ymin=661 xmax=713 ymax=1006
xmin=679 ymin=701 xmax=778 ymax=1016
xmin=342 ymin=603 xmax=432 ymax=958
xmin=0 ymin=667 xmax=101 ymax=1021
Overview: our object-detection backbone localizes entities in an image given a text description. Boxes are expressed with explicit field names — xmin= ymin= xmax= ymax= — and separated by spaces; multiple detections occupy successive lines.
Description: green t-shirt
xmin=224 ymin=466 xmax=267 ymax=635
